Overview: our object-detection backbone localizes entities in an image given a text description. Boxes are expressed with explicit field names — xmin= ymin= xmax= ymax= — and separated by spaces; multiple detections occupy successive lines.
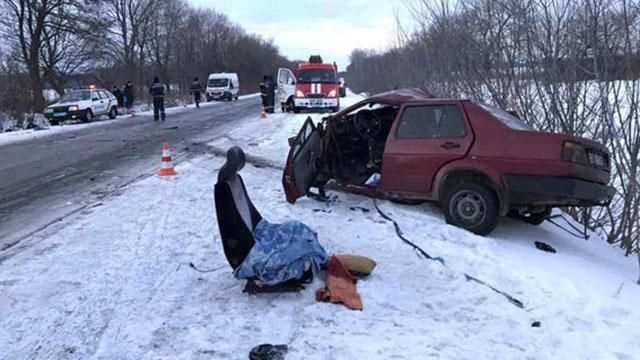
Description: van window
xmin=396 ymin=105 xmax=466 ymax=138
xmin=208 ymin=78 xmax=229 ymax=87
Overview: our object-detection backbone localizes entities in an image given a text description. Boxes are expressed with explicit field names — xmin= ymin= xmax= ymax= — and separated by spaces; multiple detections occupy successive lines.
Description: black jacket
xmin=149 ymin=82 xmax=165 ymax=98
xmin=191 ymin=80 xmax=203 ymax=94
xmin=123 ymin=85 xmax=134 ymax=99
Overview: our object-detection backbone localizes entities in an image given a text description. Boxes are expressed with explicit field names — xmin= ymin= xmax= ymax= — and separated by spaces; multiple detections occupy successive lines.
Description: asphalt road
xmin=0 ymin=96 xmax=260 ymax=254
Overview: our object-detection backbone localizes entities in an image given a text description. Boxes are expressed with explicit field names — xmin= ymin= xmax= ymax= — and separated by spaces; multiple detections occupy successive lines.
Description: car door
xmin=99 ymin=91 xmax=113 ymax=113
xmin=276 ymin=68 xmax=296 ymax=108
xmin=282 ymin=117 xmax=323 ymax=203
xmin=379 ymin=102 xmax=473 ymax=194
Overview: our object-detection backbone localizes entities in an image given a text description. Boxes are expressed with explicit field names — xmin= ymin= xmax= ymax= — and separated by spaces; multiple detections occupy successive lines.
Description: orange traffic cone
xmin=159 ymin=142 xmax=177 ymax=176
xmin=260 ymin=106 xmax=267 ymax=120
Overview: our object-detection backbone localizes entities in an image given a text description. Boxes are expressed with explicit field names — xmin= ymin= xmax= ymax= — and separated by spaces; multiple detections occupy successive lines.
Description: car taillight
xmin=295 ymin=90 xmax=304 ymax=98
xmin=327 ymin=89 xmax=337 ymax=97
xmin=562 ymin=141 xmax=589 ymax=165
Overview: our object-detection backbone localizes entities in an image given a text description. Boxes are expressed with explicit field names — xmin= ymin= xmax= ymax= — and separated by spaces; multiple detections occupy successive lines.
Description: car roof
xmin=367 ymin=88 xmax=435 ymax=104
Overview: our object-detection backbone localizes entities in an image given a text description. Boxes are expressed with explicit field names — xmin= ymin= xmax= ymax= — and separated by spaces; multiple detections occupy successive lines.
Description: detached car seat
xmin=214 ymin=147 xmax=262 ymax=269
xmin=214 ymin=147 xmax=318 ymax=294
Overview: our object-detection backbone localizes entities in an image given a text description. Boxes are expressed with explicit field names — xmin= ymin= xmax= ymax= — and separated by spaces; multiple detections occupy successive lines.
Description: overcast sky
xmin=187 ymin=0 xmax=415 ymax=69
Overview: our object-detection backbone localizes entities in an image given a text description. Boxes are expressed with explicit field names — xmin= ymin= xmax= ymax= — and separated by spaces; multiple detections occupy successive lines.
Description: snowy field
xmin=0 ymin=94 xmax=260 ymax=147
xmin=1 ymin=92 xmax=639 ymax=359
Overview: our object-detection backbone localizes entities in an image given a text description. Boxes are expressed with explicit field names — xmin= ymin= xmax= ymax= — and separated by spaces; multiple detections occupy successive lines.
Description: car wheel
xmin=293 ymin=107 xmax=301 ymax=114
xmin=108 ymin=107 xmax=117 ymax=119
xmin=84 ymin=109 xmax=94 ymax=123
xmin=508 ymin=207 xmax=551 ymax=225
xmin=443 ymin=182 xmax=499 ymax=236
xmin=286 ymin=98 xmax=294 ymax=112
xmin=50 ymin=119 xmax=59 ymax=126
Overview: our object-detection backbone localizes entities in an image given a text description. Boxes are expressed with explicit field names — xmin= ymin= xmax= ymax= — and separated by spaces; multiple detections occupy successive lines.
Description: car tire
xmin=293 ymin=107 xmax=301 ymax=114
xmin=84 ymin=109 xmax=94 ymax=123
xmin=508 ymin=207 xmax=551 ymax=226
xmin=50 ymin=119 xmax=59 ymax=126
xmin=286 ymin=98 xmax=294 ymax=112
xmin=443 ymin=182 xmax=499 ymax=236
xmin=108 ymin=107 xmax=117 ymax=119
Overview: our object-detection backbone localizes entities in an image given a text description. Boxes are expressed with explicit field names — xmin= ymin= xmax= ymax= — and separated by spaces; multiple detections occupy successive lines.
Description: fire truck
xmin=276 ymin=55 xmax=340 ymax=113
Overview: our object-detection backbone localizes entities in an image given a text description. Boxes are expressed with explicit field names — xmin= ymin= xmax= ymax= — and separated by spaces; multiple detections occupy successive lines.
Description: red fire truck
xmin=276 ymin=55 xmax=340 ymax=113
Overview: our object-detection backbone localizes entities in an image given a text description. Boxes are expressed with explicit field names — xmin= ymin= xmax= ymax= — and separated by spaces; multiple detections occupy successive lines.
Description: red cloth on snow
xmin=315 ymin=255 xmax=363 ymax=310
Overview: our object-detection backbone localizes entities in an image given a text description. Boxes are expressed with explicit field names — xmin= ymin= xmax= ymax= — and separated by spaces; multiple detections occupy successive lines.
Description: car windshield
xmin=297 ymin=69 xmax=336 ymax=84
xmin=59 ymin=90 xmax=90 ymax=102
xmin=208 ymin=78 xmax=229 ymax=87
xmin=480 ymin=104 xmax=534 ymax=131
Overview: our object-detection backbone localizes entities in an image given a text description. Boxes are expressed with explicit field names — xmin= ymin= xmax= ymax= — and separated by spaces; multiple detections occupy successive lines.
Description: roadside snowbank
xmin=1 ymin=90 xmax=639 ymax=359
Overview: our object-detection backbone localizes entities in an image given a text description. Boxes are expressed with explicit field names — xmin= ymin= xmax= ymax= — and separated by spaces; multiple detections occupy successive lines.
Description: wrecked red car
xmin=283 ymin=88 xmax=615 ymax=235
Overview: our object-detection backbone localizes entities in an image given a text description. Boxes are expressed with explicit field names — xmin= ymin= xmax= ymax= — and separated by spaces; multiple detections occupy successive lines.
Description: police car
xmin=44 ymin=87 xmax=118 ymax=125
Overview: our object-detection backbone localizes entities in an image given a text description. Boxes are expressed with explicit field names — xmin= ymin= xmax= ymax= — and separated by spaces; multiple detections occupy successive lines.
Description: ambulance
xmin=276 ymin=55 xmax=340 ymax=113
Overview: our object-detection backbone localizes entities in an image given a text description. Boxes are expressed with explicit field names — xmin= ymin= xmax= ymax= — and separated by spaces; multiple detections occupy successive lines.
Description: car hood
xmin=47 ymin=101 xmax=79 ymax=108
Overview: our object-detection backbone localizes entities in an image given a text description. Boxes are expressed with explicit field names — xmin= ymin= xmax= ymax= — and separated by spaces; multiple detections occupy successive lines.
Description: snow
xmin=0 ymin=93 xmax=260 ymax=147
xmin=1 ymin=91 xmax=640 ymax=359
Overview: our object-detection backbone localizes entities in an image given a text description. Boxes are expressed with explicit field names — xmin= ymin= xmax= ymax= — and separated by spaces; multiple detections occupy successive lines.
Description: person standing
xmin=259 ymin=75 xmax=275 ymax=113
xmin=112 ymin=86 xmax=124 ymax=108
xmin=123 ymin=81 xmax=134 ymax=109
xmin=191 ymin=77 xmax=203 ymax=108
xmin=149 ymin=77 xmax=166 ymax=122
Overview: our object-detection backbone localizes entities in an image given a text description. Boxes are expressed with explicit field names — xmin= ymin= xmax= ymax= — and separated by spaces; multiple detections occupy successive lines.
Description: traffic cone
xmin=159 ymin=142 xmax=177 ymax=176
xmin=260 ymin=106 xmax=267 ymax=120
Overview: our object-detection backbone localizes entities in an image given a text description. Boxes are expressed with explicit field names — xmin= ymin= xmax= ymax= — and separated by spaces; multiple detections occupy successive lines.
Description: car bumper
xmin=44 ymin=109 xmax=85 ymax=122
xmin=504 ymin=175 xmax=615 ymax=207
xmin=294 ymin=98 xmax=338 ymax=108
xmin=207 ymin=91 xmax=230 ymax=99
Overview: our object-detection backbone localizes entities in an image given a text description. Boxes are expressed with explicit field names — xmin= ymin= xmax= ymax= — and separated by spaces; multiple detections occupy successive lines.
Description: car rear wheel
xmin=443 ymin=182 xmax=499 ymax=236
xmin=50 ymin=119 xmax=59 ymax=126
xmin=108 ymin=107 xmax=117 ymax=119
xmin=84 ymin=110 xmax=93 ymax=123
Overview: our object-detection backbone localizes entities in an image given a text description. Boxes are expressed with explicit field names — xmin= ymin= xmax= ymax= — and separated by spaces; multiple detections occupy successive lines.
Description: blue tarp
xmin=234 ymin=220 xmax=328 ymax=286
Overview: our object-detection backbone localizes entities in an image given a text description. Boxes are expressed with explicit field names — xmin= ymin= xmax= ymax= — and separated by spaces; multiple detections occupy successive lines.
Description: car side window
xmin=91 ymin=92 xmax=100 ymax=101
xmin=396 ymin=105 xmax=466 ymax=139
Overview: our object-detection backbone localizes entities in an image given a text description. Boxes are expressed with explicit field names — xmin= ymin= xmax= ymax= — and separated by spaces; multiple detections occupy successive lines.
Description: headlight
xmin=44 ymin=108 xmax=54 ymax=114
xmin=328 ymin=89 xmax=337 ymax=97
xmin=295 ymin=90 xmax=305 ymax=98
xmin=68 ymin=105 xmax=80 ymax=111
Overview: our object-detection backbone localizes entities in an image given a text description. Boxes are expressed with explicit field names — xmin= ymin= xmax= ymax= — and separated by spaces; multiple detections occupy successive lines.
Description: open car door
xmin=282 ymin=117 xmax=322 ymax=203
xmin=276 ymin=68 xmax=296 ymax=111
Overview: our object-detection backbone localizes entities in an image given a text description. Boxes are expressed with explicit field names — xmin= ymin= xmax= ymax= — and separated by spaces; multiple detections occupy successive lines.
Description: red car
xmin=282 ymin=88 xmax=614 ymax=235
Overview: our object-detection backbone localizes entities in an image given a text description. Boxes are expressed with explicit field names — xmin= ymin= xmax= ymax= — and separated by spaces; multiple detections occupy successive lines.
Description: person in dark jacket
xmin=149 ymin=77 xmax=166 ymax=121
xmin=123 ymin=82 xmax=134 ymax=109
xmin=112 ymin=86 xmax=124 ymax=108
xmin=190 ymin=77 xmax=203 ymax=108
xmin=259 ymin=75 xmax=275 ymax=113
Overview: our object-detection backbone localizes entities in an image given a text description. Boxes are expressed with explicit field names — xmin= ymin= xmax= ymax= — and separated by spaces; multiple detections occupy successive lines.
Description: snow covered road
xmin=1 ymin=92 xmax=639 ymax=359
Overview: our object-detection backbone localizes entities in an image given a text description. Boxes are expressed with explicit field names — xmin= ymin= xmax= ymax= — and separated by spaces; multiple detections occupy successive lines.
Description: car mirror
xmin=288 ymin=136 xmax=295 ymax=147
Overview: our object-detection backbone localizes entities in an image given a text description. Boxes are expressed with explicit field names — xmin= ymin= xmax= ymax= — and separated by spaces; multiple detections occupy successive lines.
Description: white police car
xmin=44 ymin=87 xmax=118 ymax=125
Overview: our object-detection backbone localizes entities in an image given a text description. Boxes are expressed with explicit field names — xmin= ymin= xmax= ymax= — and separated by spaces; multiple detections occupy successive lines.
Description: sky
xmin=187 ymin=0 xmax=416 ymax=69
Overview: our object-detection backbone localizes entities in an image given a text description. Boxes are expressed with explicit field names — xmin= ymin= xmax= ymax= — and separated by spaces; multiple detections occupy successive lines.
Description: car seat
xmin=214 ymin=146 xmax=262 ymax=269
xmin=214 ymin=147 xmax=310 ymax=293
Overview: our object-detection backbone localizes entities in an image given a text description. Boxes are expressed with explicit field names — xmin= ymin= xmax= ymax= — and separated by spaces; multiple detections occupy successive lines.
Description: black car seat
xmin=214 ymin=147 xmax=262 ymax=269
xmin=214 ymin=147 xmax=311 ymax=294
